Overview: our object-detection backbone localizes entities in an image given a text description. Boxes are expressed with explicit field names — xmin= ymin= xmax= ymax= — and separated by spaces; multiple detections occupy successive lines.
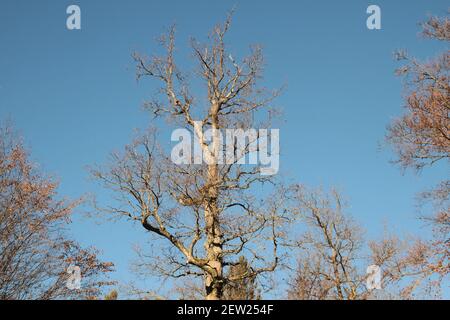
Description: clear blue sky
xmin=1 ymin=0 xmax=448 ymax=298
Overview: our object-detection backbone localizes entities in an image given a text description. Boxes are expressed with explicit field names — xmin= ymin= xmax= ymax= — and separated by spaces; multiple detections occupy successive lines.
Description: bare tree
xmin=0 ymin=126 xmax=113 ymax=300
xmin=287 ymin=186 xmax=443 ymax=300
xmin=287 ymin=185 xmax=367 ymax=300
xmin=91 ymin=14 xmax=291 ymax=300
xmin=369 ymin=233 xmax=443 ymax=299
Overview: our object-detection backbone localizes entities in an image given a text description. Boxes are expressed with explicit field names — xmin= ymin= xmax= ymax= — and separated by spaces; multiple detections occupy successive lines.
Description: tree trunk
xmin=204 ymin=194 xmax=224 ymax=298
xmin=204 ymin=120 xmax=223 ymax=299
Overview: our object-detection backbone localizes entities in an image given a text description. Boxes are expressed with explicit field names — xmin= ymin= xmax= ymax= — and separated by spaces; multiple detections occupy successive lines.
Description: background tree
xmin=104 ymin=289 xmax=118 ymax=300
xmin=369 ymin=233 xmax=443 ymax=299
xmin=92 ymin=14 xmax=292 ymax=300
xmin=0 ymin=125 xmax=113 ymax=300
xmin=388 ymin=16 xmax=449 ymax=171
xmin=287 ymin=186 xmax=441 ymax=300
xmin=387 ymin=14 xmax=449 ymax=285
xmin=223 ymin=256 xmax=261 ymax=300
xmin=287 ymin=186 xmax=367 ymax=300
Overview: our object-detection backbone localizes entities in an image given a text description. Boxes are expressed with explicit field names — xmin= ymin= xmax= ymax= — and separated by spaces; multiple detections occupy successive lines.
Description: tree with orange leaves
xmin=0 ymin=125 xmax=113 ymax=299
xmin=387 ymin=15 xmax=449 ymax=287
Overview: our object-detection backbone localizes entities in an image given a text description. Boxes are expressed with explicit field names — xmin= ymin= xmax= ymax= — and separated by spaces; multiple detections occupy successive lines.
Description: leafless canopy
xmin=92 ymin=13 xmax=290 ymax=300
